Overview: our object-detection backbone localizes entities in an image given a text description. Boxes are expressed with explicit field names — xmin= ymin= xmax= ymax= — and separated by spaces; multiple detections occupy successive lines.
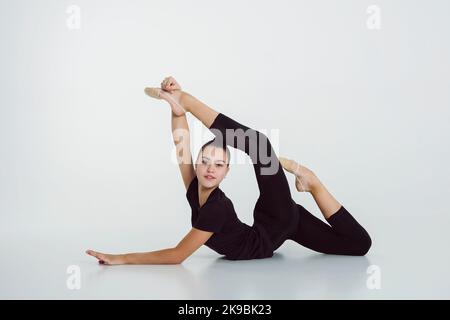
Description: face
xmin=195 ymin=145 xmax=229 ymax=188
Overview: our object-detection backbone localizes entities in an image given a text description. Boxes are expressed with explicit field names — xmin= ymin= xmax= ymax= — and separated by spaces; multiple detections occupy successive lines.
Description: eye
xmin=216 ymin=163 xmax=224 ymax=167
xmin=202 ymin=159 xmax=208 ymax=165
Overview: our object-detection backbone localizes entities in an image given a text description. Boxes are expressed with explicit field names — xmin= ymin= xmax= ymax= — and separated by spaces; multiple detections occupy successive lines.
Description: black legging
xmin=209 ymin=113 xmax=372 ymax=256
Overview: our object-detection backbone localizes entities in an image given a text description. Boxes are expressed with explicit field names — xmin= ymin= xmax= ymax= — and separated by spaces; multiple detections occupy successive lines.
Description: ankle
xmin=309 ymin=177 xmax=323 ymax=195
xmin=279 ymin=157 xmax=297 ymax=173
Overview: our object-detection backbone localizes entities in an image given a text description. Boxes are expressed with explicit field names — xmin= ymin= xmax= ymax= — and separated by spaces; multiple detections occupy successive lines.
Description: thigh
xmin=253 ymin=200 xmax=299 ymax=252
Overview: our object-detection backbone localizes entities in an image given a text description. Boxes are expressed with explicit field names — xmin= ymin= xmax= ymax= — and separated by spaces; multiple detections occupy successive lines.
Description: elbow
xmin=171 ymin=248 xmax=188 ymax=264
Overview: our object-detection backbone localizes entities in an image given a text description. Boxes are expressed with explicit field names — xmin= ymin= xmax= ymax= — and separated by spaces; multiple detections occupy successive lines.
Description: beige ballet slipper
xmin=279 ymin=156 xmax=307 ymax=192
xmin=144 ymin=87 xmax=186 ymax=116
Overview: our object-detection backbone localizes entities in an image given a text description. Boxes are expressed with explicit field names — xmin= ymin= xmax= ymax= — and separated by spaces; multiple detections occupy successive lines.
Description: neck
xmin=198 ymin=183 xmax=218 ymax=207
xmin=199 ymin=184 xmax=217 ymax=196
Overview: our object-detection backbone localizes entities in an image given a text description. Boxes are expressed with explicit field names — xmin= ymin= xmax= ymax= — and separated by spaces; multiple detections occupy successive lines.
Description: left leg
xmin=146 ymin=83 xmax=290 ymax=203
xmin=180 ymin=91 xmax=219 ymax=130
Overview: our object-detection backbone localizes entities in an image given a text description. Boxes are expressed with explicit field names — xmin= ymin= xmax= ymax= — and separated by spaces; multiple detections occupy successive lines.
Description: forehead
xmin=201 ymin=145 xmax=227 ymax=160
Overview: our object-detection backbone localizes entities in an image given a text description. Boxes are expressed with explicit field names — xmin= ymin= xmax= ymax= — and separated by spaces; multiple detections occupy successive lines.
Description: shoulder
xmin=185 ymin=176 xmax=198 ymax=202
xmin=187 ymin=176 xmax=198 ymax=193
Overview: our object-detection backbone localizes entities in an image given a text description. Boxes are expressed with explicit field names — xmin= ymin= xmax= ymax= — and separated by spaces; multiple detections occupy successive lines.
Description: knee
xmin=354 ymin=231 xmax=372 ymax=256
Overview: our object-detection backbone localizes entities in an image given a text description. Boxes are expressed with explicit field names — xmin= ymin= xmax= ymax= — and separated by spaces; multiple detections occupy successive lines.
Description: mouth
xmin=204 ymin=175 xmax=216 ymax=180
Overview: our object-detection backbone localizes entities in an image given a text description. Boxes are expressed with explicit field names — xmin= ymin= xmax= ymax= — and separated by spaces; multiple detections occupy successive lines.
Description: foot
xmin=144 ymin=76 xmax=187 ymax=116
xmin=279 ymin=157 xmax=320 ymax=193
xmin=144 ymin=87 xmax=186 ymax=116
xmin=160 ymin=89 xmax=187 ymax=116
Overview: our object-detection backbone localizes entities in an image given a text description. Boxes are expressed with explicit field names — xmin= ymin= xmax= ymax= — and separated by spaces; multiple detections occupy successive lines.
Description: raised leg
xmin=180 ymin=90 xmax=294 ymax=209
xmin=179 ymin=91 xmax=219 ymax=129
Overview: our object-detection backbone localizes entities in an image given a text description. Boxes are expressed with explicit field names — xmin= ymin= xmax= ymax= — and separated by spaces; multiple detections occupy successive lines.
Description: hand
xmin=161 ymin=76 xmax=181 ymax=92
xmin=86 ymin=249 xmax=126 ymax=265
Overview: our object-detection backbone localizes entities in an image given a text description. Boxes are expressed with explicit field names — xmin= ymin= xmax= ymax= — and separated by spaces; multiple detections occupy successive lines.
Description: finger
xmin=172 ymin=80 xmax=180 ymax=90
xmin=169 ymin=78 xmax=178 ymax=87
xmin=161 ymin=78 xmax=168 ymax=88
xmin=169 ymin=78 xmax=179 ymax=90
xmin=87 ymin=250 xmax=103 ymax=260
xmin=163 ymin=77 xmax=171 ymax=88
xmin=166 ymin=76 xmax=174 ymax=89
xmin=96 ymin=253 xmax=106 ymax=261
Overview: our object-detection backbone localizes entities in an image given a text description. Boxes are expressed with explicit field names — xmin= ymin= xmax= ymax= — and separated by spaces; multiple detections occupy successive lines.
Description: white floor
xmin=2 ymin=213 xmax=449 ymax=300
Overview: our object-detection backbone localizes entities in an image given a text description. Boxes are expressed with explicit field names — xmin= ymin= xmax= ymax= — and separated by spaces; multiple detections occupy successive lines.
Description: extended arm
xmin=171 ymin=112 xmax=196 ymax=190
xmin=86 ymin=228 xmax=213 ymax=265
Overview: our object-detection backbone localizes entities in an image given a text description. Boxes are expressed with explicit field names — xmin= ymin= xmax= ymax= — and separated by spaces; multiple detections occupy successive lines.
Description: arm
xmin=125 ymin=227 xmax=213 ymax=264
xmin=86 ymin=228 xmax=213 ymax=265
xmin=171 ymin=112 xmax=196 ymax=190
xmin=86 ymin=248 xmax=180 ymax=265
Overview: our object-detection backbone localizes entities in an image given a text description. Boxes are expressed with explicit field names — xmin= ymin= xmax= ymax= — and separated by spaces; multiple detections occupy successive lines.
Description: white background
xmin=1 ymin=0 xmax=449 ymax=299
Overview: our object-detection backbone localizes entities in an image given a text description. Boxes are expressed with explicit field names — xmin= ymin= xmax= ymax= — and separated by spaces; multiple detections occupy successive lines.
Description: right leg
xmin=289 ymin=204 xmax=372 ymax=256
xmin=280 ymin=159 xmax=372 ymax=255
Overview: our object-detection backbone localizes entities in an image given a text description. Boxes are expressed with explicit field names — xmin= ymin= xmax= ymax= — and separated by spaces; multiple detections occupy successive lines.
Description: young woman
xmin=86 ymin=76 xmax=372 ymax=265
